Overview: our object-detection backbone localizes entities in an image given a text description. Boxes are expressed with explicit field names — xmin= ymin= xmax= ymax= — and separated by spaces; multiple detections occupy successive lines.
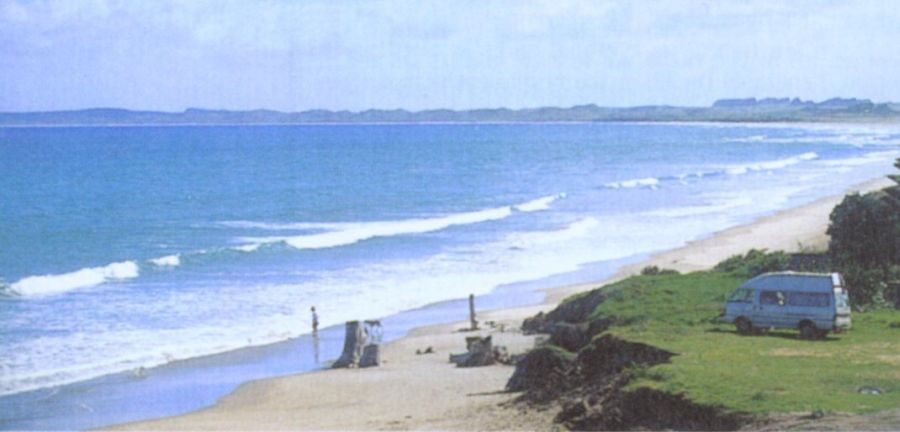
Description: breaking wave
xmin=6 ymin=261 xmax=139 ymax=297
xmin=148 ymin=254 xmax=181 ymax=267
xmin=603 ymin=152 xmax=819 ymax=190
xmin=232 ymin=195 xmax=565 ymax=251
xmin=239 ymin=206 xmax=514 ymax=250
xmin=514 ymin=193 xmax=566 ymax=212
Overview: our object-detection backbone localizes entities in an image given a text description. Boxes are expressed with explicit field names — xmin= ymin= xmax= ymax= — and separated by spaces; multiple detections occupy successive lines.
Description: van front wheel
xmin=799 ymin=322 xmax=817 ymax=340
xmin=736 ymin=317 xmax=753 ymax=335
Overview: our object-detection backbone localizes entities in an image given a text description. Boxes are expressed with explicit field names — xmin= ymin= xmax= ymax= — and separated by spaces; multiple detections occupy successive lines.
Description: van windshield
xmin=728 ymin=288 xmax=754 ymax=303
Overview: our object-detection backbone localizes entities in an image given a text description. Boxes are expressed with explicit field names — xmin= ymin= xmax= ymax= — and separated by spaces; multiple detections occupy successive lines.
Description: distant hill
xmin=1 ymin=98 xmax=898 ymax=126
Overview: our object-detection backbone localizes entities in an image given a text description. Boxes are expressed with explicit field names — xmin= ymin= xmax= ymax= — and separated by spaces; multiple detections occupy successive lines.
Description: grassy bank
xmin=585 ymin=272 xmax=900 ymax=414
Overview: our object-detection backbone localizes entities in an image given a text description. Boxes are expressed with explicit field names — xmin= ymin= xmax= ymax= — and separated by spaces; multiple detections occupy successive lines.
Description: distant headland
xmin=2 ymin=98 xmax=899 ymax=126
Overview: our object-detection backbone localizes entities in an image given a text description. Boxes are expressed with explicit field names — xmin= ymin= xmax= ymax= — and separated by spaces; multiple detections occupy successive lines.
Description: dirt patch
xmin=565 ymin=387 xmax=750 ymax=431
xmin=875 ymin=354 xmax=900 ymax=366
xmin=505 ymin=346 xmax=575 ymax=402
xmin=769 ymin=347 xmax=834 ymax=358
xmin=576 ymin=334 xmax=674 ymax=378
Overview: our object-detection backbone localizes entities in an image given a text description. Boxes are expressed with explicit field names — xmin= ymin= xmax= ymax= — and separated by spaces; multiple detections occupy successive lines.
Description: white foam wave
xmin=232 ymin=195 xmax=565 ymax=251
xmin=148 ymin=254 xmax=180 ymax=267
xmin=9 ymin=261 xmax=139 ymax=297
xmin=603 ymin=152 xmax=820 ymax=191
xmin=514 ymin=193 xmax=566 ymax=212
xmin=819 ymin=150 xmax=900 ymax=167
xmin=232 ymin=243 xmax=263 ymax=252
xmin=725 ymin=131 xmax=900 ymax=147
xmin=239 ymin=206 xmax=514 ymax=251
xmin=603 ymin=177 xmax=659 ymax=189
xmin=725 ymin=134 xmax=768 ymax=143
xmin=218 ymin=220 xmax=336 ymax=231
xmin=222 ymin=195 xmax=566 ymax=234
xmin=644 ymin=197 xmax=755 ymax=218
xmin=725 ymin=152 xmax=818 ymax=175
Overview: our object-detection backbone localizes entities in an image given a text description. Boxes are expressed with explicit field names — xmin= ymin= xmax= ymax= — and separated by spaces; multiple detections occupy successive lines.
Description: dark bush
xmin=641 ymin=266 xmax=680 ymax=276
xmin=826 ymin=159 xmax=900 ymax=307
xmin=714 ymin=249 xmax=790 ymax=278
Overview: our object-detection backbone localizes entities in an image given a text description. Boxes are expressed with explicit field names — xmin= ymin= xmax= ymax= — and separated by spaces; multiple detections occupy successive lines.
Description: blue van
xmin=722 ymin=272 xmax=851 ymax=339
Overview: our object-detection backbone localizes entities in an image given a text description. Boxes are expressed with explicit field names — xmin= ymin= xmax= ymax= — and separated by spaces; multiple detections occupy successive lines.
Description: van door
xmin=757 ymin=290 xmax=787 ymax=328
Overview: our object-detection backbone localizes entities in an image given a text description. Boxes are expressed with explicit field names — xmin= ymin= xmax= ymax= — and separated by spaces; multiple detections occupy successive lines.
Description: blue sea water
xmin=1 ymin=122 xmax=899 ymax=428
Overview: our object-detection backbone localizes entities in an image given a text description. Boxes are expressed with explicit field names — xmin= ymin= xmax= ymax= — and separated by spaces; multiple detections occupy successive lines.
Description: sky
xmin=1 ymin=0 xmax=899 ymax=112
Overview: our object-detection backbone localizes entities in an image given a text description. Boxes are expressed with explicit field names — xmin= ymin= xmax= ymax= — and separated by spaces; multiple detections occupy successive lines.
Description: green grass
xmin=584 ymin=272 xmax=900 ymax=414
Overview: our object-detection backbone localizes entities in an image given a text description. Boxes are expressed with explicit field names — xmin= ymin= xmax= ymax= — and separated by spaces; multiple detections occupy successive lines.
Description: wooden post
xmin=469 ymin=293 xmax=478 ymax=330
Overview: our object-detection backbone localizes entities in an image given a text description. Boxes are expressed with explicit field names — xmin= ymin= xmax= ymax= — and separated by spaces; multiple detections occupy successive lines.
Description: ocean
xmin=1 ymin=122 xmax=899 ymax=428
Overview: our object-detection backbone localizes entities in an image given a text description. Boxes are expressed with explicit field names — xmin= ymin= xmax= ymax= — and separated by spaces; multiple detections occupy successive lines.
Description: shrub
xmin=827 ymin=159 xmax=900 ymax=307
xmin=641 ymin=266 xmax=661 ymax=276
xmin=840 ymin=264 xmax=890 ymax=309
xmin=641 ymin=266 xmax=680 ymax=276
xmin=827 ymin=192 xmax=899 ymax=269
xmin=714 ymin=249 xmax=790 ymax=278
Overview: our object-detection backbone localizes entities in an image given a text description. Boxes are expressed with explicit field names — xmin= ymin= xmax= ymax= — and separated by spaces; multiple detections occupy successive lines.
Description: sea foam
xmin=235 ymin=195 xmax=564 ymax=251
xmin=603 ymin=177 xmax=660 ymax=189
xmin=514 ymin=193 xmax=566 ymax=212
xmin=604 ymin=152 xmax=819 ymax=190
xmin=148 ymin=254 xmax=180 ymax=267
xmin=9 ymin=261 xmax=139 ymax=297
xmin=725 ymin=152 xmax=818 ymax=175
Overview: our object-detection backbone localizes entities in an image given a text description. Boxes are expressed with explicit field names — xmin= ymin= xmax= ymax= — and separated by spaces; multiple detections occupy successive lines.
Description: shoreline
xmin=108 ymin=177 xmax=894 ymax=431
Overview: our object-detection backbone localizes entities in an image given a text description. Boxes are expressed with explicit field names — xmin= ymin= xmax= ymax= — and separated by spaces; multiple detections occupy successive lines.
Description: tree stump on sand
xmin=359 ymin=344 xmax=380 ymax=368
xmin=449 ymin=335 xmax=495 ymax=367
xmin=332 ymin=320 xmax=367 ymax=368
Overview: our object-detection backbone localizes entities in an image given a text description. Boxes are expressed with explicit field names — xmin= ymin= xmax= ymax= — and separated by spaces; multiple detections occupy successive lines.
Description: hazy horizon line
xmin=1 ymin=96 xmax=889 ymax=115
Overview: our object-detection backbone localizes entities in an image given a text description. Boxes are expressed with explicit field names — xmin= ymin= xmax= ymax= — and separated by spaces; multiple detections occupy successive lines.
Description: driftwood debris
xmin=332 ymin=321 xmax=365 ymax=368
xmin=332 ymin=320 xmax=383 ymax=368
xmin=449 ymin=335 xmax=495 ymax=367
xmin=469 ymin=293 xmax=479 ymax=331
xmin=359 ymin=344 xmax=380 ymax=368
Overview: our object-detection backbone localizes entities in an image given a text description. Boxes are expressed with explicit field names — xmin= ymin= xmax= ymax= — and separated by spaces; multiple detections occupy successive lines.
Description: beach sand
xmin=108 ymin=178 xmax=892 ymax=431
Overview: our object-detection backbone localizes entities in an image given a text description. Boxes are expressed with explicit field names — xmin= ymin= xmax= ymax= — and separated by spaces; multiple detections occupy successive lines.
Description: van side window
xmin=785 ymin=292 xmax=830 ymax=307
xmin=760 ymin=290 xmax=784 ymax=306
xmin=728 ymin=288 xmax=754 ymax=303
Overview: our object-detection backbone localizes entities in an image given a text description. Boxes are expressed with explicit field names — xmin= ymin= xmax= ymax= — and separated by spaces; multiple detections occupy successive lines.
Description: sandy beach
xmin=108 ymin=177 xmax=892 ymax=431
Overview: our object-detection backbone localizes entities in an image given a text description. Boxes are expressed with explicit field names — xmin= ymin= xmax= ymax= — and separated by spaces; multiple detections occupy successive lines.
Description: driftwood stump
xmin=359 ymin=344 xmax=380 ymax=368
xmin=332 ymin=320 xmax=366 ymax=368
xmin=449 ymin=335 xmax=494 ymax=367
xmin=469 ymin=294 xmax=479 ymax=330
xmin=333 ymin=320 xmax=383 ymax=368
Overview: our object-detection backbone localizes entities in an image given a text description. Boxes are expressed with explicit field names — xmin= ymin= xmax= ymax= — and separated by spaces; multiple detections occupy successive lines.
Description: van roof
xmin=740 ymin=271 xmax=837 ymax=292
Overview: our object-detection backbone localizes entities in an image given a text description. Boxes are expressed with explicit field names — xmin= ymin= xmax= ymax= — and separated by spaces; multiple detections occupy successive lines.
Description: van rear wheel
xmin=736 ymin=317 xmax=753 ymax=335
xmin=799 ymin=322 xmax=817 ymax=340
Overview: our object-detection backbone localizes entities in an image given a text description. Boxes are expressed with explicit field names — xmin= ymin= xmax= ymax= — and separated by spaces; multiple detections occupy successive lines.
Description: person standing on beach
xmin=310 ymin=306 xmax=319 ymax=335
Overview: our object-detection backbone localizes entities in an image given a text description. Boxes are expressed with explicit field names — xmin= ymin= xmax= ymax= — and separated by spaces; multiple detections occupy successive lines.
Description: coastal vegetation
xmin=514 ymin=270 xmax=900 ymax=429
xmin=828 ymin=158 xmax=900 ymax=307
xmin=509 ymin=163 xmax=900 ymax=429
